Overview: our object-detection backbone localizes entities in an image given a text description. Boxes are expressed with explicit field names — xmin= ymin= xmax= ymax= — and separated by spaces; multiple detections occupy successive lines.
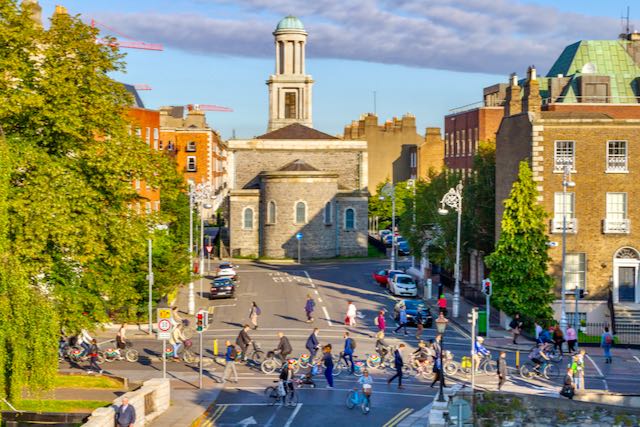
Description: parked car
xmin=372 ymin=269 xmax=389 ymax=286
xmin=210 ymin=277 xmax=235 ymax=299
xmin=379 ymin=229 xmax=392 ymax=240
xmin=394 ymin=299 xmax=433 ymax=327
xmin=397 ymin=239 xmax=411 ymax=255
xmin=215 ymin=262 xmax=238 ymax=281
xmin=383 ymin=234 xmax=393 ymax=247
xmin=386 ymin=269 xmax=405 ymax=289
xmin=389 ymin=274 xmax=418 ymax=297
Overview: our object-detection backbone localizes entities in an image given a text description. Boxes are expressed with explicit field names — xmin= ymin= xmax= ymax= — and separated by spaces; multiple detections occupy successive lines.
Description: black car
xmin=210 ymin=277 xmax=235 ymax=299
xmin=394 ymin=299 xmax=433 ymax=327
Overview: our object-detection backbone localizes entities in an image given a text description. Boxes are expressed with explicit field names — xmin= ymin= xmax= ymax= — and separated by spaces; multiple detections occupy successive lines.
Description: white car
xmin=215 ymin=262 xmax=238 ymax=280
xmin=390 ymin=274 xmax=418 ymax=297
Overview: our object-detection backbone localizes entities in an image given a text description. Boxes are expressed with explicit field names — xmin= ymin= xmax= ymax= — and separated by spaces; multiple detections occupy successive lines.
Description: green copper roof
xmin=545 ymin=40 xmax=640 ymax=103
xmin=276 ymin=15 xmax=305 ymax=31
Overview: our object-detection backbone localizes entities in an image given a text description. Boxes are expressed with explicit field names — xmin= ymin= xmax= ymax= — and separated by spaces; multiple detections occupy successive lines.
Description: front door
xmin=619 ymin=266 xmax=636 ymax=302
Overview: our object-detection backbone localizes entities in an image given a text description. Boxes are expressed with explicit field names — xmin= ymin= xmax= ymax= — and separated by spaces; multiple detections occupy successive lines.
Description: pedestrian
xmin=169 ymin=324 xmax=186 ymax=361
xmin=346 ymin=301 xmax=357 ymax=327
xmin=87 ymin=339 xmax=102 ymax=374
xmin=497 ymin=351 xmax=507 ymax=391
xmin=561 ymin=367 xmax=576 ymax=399
xmin=601 ymin=326 xmax=614 ymax=364
xmin=222 ymin=340 xmax=238 ymax=384
xmin=553 ymin=325 xmax=565 ymax=356
xmin=534 ymin=322 xmax=543 ymax=341
xmin=116 ymin=397 xmax=136 ymax=427
xmin=415 ymin=310 xmax=424 ymax=340
xmin=387 ymin=343 xmax=405 ymax=389
xmin=249 ymin=302 xmax=261 ymax=330
xmin=570 ymin=354 xmax=584 ymax=390
xmin=235 ymin=325 xmax=252 ymax=362
xmin=394 ymin=305 xmax=408 ymax=335
xmin=430 ymin=348 xmax=445 ymax=388
xmin=304 ymin=294 xmax=316 ymax=323
xmin=342 ymin=332 xmax=355 ymax=374
xmin=566 ymin=325 xmax=577 ymax=354
xmin=509 ymin=313 xmax=523 ymax=345
xmin=305 ymin=328 xmax=320 ymax=360
xmin=323 ymin=345 xmax=334 ymax=388
xmin=374 ymin=309 xmax=386 ymax=333
xmin=437 ymin=295 xmax=447 ymax=317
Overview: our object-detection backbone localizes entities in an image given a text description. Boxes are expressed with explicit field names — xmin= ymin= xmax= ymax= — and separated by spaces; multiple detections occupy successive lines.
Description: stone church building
xmin=226 ymin=16 xmax=369 ymax=259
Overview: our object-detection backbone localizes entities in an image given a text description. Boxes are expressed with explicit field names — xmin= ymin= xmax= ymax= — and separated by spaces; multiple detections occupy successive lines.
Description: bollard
xmin=515 ymin=350 xmax=520 ymax=368
xmin=213 ymin=338 xmax=218 ymax=356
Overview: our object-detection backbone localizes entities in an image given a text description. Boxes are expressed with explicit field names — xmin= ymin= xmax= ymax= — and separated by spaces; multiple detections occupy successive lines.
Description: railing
xmin=602 ymin=218 xmax=631 ymax=234
xmin=606 ymin=156 xmax=628 ymax=172
xmin=579 ymin=322 xmax=640 ymax=345
xmin=608 ymin=288 xmax=617 ymax=335
xmin=447 ymin=100 xmax=504 ymax=115
xmin=543 ymin=95 xmax=640 ymax=105
xmin=551 ymin=218 xmax=578 ymax=234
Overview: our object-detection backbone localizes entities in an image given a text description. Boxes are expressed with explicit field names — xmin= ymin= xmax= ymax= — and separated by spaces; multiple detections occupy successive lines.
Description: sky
xmin=38 ymin=0 xmax=637 ymax=139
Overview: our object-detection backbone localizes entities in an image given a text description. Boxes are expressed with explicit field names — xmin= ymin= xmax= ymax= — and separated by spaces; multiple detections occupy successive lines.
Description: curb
xmin=189 ymin=397 xmax=219 ymax=427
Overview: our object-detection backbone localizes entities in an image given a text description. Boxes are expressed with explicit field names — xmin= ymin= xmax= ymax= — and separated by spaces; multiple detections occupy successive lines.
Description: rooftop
xmin=277 ymin=159 xmax=320 ymax=172
xmin=257 ymin=123 xmax=338 ymax=140
xmin=275 ymin=15 xmax=305 ymax=31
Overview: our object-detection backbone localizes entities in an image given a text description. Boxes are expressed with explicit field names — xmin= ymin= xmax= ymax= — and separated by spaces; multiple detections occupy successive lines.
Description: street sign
xmin=296 ymin=232 xmax=303 ymax=240
xmin=158 ymin=319 xmax=172 ymax=332
xmin=157 ymin=308 xmax=172 ymax=320
xmin=157 ymin=308 xmax=172 ymax=340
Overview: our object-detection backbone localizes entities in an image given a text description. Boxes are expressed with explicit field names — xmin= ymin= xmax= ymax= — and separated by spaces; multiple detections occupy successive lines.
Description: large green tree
xmin=369 ymin=179 xmax=414 ymax=231
xmin=485 ymin=161 xmax=554 ymax=322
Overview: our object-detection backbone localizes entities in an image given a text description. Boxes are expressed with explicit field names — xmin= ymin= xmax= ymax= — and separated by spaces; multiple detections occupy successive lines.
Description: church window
xmin=267 ymin=201 xmax=277 ymax=224
xmin=344 ymin=208 xmax=356 ymax=230
xmin=187 ymin=141 xmax=197 ymax=152
xmin=243 ymin=207 xmax=254 ymax=230
xmin=324 ymin=201 xmax=332 ymax=224
xmin=295 ymin=201 xmax=307 ymax=224
xmin=285 ymin=92 xmax=297 ymax=119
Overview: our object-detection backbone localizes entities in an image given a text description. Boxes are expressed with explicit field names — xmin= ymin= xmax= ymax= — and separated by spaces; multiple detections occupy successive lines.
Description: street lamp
xmin=188 ymin=182 xmax=213 ymax=315
xmin=199 ymin=202 xmax=213 ymax=302
xmin=560 ymin=163 xmax=575 ymax=334
xmin=148 ymin=223 xmax=169 ymax=335
xmin=435 ymin=313 xmax=449 ymax=402
xmin=407 ymin=179 xmax=417 ymax=269
xmin=380 ymin=182 xmax=397 ymax=270
xmin=438 ymin=181 xmax=463 ymax=318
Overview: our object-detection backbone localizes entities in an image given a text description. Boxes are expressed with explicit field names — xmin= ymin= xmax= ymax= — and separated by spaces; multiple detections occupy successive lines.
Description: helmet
xmin=477 ymin=336 xmax=485 ymax=343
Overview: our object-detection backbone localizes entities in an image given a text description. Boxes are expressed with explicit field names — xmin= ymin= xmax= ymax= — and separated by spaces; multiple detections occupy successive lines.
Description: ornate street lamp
xmin=560 ymin=163 xmax=575 ymax=334
xmin=435 ymin=313 xmax=449 ymax=402
xmin=438 ymin=181 xmax=463 ymax=318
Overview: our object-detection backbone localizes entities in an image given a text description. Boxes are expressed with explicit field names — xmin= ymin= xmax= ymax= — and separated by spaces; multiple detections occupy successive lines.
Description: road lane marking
xmin=322 ymin=306 xmax=333 ymax=326
xmin=383 ymin=408 xmax=413 ymax=427
xmin=314 ymin=290 xmax=319 ymax=295
xmin=317 ymin=297 xmax=323 ymax=303
xmin=586 ymin=354 xmax=608 ymax=391
xmin=634 ymin=356 xmax=640 ymax=367
xmin=211 ymin=404 xmax=227 ymax=423
xmin=224 ymin=386 xmax=435 ymax=397
xmin=303 ymin=271 xmax=315 ymax=288
xmin=283 ymin=403 xmax=302 ymax=427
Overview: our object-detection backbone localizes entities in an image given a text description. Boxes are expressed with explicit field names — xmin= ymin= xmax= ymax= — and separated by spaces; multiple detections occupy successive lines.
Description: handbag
xmin=560 ymin=385 xmax=574 ymax=399
xmin=344 ymin=316 xmax=350 ymax=326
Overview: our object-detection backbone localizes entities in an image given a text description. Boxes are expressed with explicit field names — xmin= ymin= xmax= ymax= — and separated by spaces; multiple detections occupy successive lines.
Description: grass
xmin=1 ymin=399 xmax=110 ymax=413
xmin=54 ymin=374 xmax=123 ymax=390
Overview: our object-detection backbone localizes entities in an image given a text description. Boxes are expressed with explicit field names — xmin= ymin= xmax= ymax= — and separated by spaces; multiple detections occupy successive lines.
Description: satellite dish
xmin=581 ymin=62 xmax=597 ymax=74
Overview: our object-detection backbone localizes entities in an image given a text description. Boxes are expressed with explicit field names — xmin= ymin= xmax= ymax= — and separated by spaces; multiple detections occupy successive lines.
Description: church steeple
xmin=267 ymin=16 xmax=314 ymax=132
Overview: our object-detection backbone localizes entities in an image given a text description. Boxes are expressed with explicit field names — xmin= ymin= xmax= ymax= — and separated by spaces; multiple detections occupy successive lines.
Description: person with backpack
xmin=249 ymin=302 xmax=261 ymax=330
xmin=342 ymin=332 xmax=356 ymax=374
xmin=374 ymin=310 xmax=386 ymax=333
xmin=560 ymin=367 xmax=575 ymax=399
xmin=509 ymin=313 xmax=523 ymax=345
xmin=222 ymin=340 xmax=238 ymax=384
xmin=601 ymin=326 xmax=614 ymax=363
xmin=304 ymin=295 xmax=315 ymax=323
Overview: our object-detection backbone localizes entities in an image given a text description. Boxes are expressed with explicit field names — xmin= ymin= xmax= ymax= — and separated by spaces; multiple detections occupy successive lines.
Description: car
xmin=379 ymin=229 xmax=391 ymax=240
xmin=394 ymin=299 xmax=433 ymax=327
xmin=397 ymin=240 xmax=411 ymax=255
xmin=210 ymin=277 xmax=235 ymax=299
xmin=383 ymin=234 xmax=393 ymax=247
xmin=215 ymin=262 xmax=237 ymax=280
xmin=386 ymin=269 xmax=405 ymax=289
xmin=389 ymin=274 xmax=418 ymax=297
xmin=372 ymin=269 xmax=389 ymax=286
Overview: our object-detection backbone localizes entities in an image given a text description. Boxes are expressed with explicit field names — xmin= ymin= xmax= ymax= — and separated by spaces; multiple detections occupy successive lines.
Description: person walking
xmin=430 ymin=348 xmax=445 ymax=388
xmin=323 ymin=345 xmax=334 ymax=388
xmin=374 ymin=310 xmax=386 ymax=333
xmin=249 ymin=302 xmax=261 ymax=330
xmin=116 ymin=397 xmax=136 ymax=427
xmin=497 ymin=351 xmax=507 ymax=391
xmin=342 ymin=332 xmax=355 ymax=374
xmin=235 ymin=325 xmax=252 ymax=362
xmin=87 ymin=339 xmax=102 ymax=374
xmin=437 ymin=295 xmax=447 ymax=317
xmin=346 ymin=301 xmax=357 ymax=327
xmin=222 ymin=341 xmax=238 ymax=384
xmin=601 ymin=326 xmax=614 ymax=364
xmin=509 ymin=313 xmax=523 ymax=345
xmin=534 ymin=322 xmax=543 ymax=341
xmin=387 ymin=344 xmax=405 ymax=389
xmin=553 ymin=325 xmax=565 ymax=356
xmin=561 ymin=367 xmax=576 ymax=399
xmin=305 ymin=328 xmax=320 ymax=360
xmin=415 ymin=310 xmax=424 ymax=340
xmin=304 ymin=295 xmax=316 ymax=323
xmin=566 ymin=325 xmax=577 ymax=354
xmin=394 ymin=305 xmax=408 ymax=335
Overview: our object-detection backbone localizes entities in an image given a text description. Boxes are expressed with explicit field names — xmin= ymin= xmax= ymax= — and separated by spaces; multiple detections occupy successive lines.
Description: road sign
xmin=296 ymin=232 xmax=303 ymax=240
xmin=157 ymin=308 xmax=172 ymax=340
xmin=157 ymin=308 xmax=172 ymax=320
xmin=158 ymin=319 xmax=172 ymax=332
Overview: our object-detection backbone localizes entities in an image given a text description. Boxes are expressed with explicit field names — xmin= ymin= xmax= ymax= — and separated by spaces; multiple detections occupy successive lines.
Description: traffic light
xmin=467 ymin=307 xmax=478 ymax=324
xmin=575 ymin=288 xmax=585 ymax=299
xmin=196 ymin=310 xmax=208 ymax=332
xmin=482 ymin=279 xmax=492 ymax=296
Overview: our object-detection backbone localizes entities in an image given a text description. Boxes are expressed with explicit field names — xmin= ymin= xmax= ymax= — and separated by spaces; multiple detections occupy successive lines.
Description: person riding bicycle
xmin=357 ymin=369 xmax=373 ymax=404
xmin=528 ymin=343 xmax=550 ymax=373
xmin=278 ymin=359 xmax=296 ymax=400
xmin=169 ymin=323 xmax=186 ymax=361
xmin=305 ymin=328 xmax=320 ymax=361
xmin=413 ymin=341 xmax=433 ymax=370
xmin=537 ymin=326 xmax=553 ymax=345
xmin=473 ymin=336 xmax=490 ymax=371
xmin=236 ymin=325 xmax=252 ymax=362
xmin=374 ymin=331 xmax=391 ymax=367
xmin=274 ymin=332 xmax=293 ymax=363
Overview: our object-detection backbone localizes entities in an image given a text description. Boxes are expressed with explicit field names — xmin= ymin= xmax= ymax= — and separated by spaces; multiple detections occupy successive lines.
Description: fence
xmin=579 ymin=322 xmax=640 ymax=346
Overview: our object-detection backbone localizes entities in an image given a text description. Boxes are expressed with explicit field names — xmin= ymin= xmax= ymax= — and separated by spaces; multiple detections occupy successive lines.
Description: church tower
xmin=266 ymin=16 xmax=314 ymax=132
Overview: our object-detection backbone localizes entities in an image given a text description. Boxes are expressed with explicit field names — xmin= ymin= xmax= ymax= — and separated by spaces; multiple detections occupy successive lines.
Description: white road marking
xmin=314 ymin=290 xmax=319 ymax=295
xmin=322 ymin=306 xmax=333 ymax=327
xmin=586 ymin=354 xmax=608 ymax=391
xmin=303 ymin=271 xmax=315 ymax=288
xmin=209 ymin=304 xmax=237 ymax=308
xmin=317 ymin=297 xmax=323 ymax=303
xmin=634 ymin=356 xmax=640 ymax=367
xmin=228 ymin=386 xmax=434 ymax=397
xmin=283 ymin=403 xmax=302 ymax=427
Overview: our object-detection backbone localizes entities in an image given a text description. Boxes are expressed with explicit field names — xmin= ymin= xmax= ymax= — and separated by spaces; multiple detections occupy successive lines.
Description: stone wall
xmin=336 ymin=195 xmax=368 ymax=257
xmin=229 ymin=190 xmax=260 ymax=257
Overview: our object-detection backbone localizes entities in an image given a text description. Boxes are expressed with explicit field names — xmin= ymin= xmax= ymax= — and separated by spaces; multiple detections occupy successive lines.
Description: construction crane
xmin=91 ymin=19 xmax=163 ymax=51
xmin=133 ymin=84 xmax=152 ymax=90
xmin=187 ymin=104 xmax=233 ymax=113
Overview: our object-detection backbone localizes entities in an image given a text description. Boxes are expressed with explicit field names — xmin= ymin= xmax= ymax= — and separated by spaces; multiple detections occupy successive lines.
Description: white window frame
xmin=344 ymin=207 xmax=356 ymax=230
xmin=604 ymin=192 xmax=630 ymax=234
xmin=294 ymin=201 xmax=307 ymax=225
xmin=145 ymin=127 xmax=151 ymax=144
xmin=145 ymin=202 xmax=152 ymax=214
xmin=267 ymin=200 xmax=277 ymax=224
xmin=552 ymin=192 xmax=577 ymax=233
xmin=554 ymin=140 xmax=575 ymax=172
xmin=153 ymin=128 xmax=159 ymax=150
xmin=606 ymin=192 xmax=627 ymax=220
xmin=135 ymin=179 xmax=141 ymax=190
xmin=565 ymin=253 xmax=586 ymax=292
xmin=242 ymin=207 xmax=254 ymax=230
xmin=186 ymin=141 xmax=197 ymax=152
xmin=324 ymin=201 xmax=332 ymax=224
xmin=186 ymin=156 xmax=197 ymax=172
xmin=606 ymin=140 xmax=628 ymax=173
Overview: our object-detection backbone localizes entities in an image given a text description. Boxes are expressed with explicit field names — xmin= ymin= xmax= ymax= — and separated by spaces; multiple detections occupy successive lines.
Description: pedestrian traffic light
xmin=196 ymin=310 xmax=208 ymax=332
xmin=575 ymin=288 xmax=585 ymax=299
xmin=482 ymin=279 xmax=492 ymax=296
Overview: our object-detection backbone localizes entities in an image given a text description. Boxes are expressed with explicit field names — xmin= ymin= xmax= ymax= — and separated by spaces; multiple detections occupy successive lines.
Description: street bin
xmin=478 ymin=310 xmax=487 ymax=336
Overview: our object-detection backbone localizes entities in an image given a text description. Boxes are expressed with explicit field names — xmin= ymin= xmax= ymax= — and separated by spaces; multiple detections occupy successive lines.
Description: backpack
xmin=230 ymin=346 xmax=238 ymax=359
xmin=255 ymin=306 xmax=262 ymax=316
xmin=604 ymin=334 xmax=613 ymax=345
xmin=374 ymin=316 xmax=379 ymax=326
xmin=350 ymin=338 xmax=357 ymax=350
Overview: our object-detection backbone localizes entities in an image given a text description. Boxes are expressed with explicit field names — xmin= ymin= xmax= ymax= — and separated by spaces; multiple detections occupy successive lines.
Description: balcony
xmin=603 ymin=218 xmax=631 ymax=234
xmin=551 ymin=217 xmax=578 ymax=234
xmin=606 ymin=156 xmax=628 ymax=172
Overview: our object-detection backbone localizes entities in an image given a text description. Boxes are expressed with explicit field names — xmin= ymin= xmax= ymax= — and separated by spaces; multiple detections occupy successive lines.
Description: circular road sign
xmin=296 ymin=232 xmax=303 ymax=240
xmin=158 ymin=319 xmax=172 ymax=332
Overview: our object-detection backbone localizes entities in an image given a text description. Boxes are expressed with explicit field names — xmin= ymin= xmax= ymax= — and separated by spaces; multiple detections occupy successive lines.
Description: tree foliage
xmin=485 ymin=161 xmax=554 ymax=322
xmin=368 ymin=180 xmax=414 ymax=231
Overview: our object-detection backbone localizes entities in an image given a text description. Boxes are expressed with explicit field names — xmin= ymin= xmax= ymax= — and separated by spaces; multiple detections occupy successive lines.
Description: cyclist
xmin=528 ymin=343 xmax=550 ymax=374
xmin=375 ymin=331 xmax=391 ymax=364
xmin=235 ymin=325 xmax=252 ymax=362
xmin=473 ymin=336 xmax=490 ymax=372
xmin=305 ymin=328 xmax=320 ymax=361
xmin=169 ymin=323 xmax=186 ymax=361
xmin=343 ymin=332 xmax=356 ymax=374
xmin=358 ymin=369 xmax=373 ymax=405
xmin=115 ymin=323 xmax=127 ymax=360
xmin=275 ymin=332 xmax=293 ymax=364
xmin=278 ymin=359 xmax=296 ymax=405
xmin=412 ymin=341 xmax=433 ymax=372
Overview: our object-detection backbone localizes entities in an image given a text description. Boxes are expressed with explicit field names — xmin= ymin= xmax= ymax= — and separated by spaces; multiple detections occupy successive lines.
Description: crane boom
xmin=91 ymin=19 xmax=164 ymax=51
xmin=187 ymin=104 xmax=233 ymax=113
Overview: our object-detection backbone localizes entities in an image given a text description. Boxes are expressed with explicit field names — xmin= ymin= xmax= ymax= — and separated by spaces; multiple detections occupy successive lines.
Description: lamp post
xmin=147 ymin=224 xmax=169 ymax=335
xmin=560 ymin=164 xmax=575 ymax=334
xmin=199 ymin=203 xmax=213 ymax=302
xmin=407 ymin=179 xmax=417 ymax=269
xmin=380 ymin=182 xmax=397 ymax=270
xmin=435 ymin=313 xmax=449 ymax=402
xmin=438 ymin=181 xmax=463 ymax=318
xmin=188 ymin=182 xmax=213 ymax=315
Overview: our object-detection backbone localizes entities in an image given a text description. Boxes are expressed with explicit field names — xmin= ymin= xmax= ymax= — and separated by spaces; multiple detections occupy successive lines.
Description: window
xmin=324 ymin=201 xmax=332 ymax=224
xmin=566 ymin=253 xmax=586 ymax=291
xmin=186 ymin=156 xmax=197 ymax=172
xmin=295 ymin=201 xmax=306 ymax=224
xmin=186 ymin=141 xmax=197 ymax=152
xmin=410 ymin=152 xmax=417 ymax=168
xmin=243 ymin=208 xmax=254 ymax=230
xmin=267 ymin=201 xmax=277 ymax=224
xmin=154 ymin=201 xmax=160 ymax=211
xmin=145 ymin=202 xmax=152 ymax=214
xmin=153 ymin=128 xmax=159 ymax=150
xmin=145 ymin=127 xmax=151 ymax=144
xmin=607 ymin=140 xmax=627 ymax=172
xmin=285 ymin=92 xmax=297 ymax=119
xmin=566 ymin=312 xmax=587 ymax=325
xmin=554 ymin=140 xmax=575 ymax=172
xmin=134 ymin=179 xmax=140 ymax=190
xmin=135 ymin=128 xmax=142 ymax=138
xmin=606 ymin=192 xmax=627 ymax=220
xmin=554 ymin=192 xmax=575 ymax=219
xmin=344 ymin=208 xmax=355 ymax=230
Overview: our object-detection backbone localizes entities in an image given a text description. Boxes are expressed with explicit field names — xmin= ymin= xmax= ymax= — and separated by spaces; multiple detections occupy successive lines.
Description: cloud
xmin=95 ymin=0 xmax=622 ymax=75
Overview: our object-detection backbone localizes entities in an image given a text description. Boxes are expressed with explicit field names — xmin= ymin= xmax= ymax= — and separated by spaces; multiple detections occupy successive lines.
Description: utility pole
xmin=468 ymin=308 xmax=478 ymax=391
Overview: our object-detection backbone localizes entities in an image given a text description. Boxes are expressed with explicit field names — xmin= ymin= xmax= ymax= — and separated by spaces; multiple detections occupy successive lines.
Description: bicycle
xmin=530 ymin=343 xmax=563 ymax=363
xmin=298 ymin=351 xmax=322 ymax=370
xmin=240 ymin=341 xmax=265 ymax=365
xmin=261 ymin=352 xmax=300 ymax=375
xmin=165 ymin=339 xmax=196 ymax=363
xmin=65 ymin=346 xmax=106 ymax=365
xmin=462 ymin=353 xmax=496 ymax=375
xmin=520 ymin=360 xmax=560 ymax=380
xmin=366 ymin=351 xmax=393 ymax=370
xmin=103 ymin=341 xmax=139 ymax=363
xmin=264 ymin=380 xmax=299 ymax=407
xmin=346 ymin=387 xmax=371 ymax=414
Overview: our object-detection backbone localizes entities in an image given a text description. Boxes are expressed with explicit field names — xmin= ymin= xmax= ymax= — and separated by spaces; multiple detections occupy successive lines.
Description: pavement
xmin=60 ymin=256 xmax=640 ymax=426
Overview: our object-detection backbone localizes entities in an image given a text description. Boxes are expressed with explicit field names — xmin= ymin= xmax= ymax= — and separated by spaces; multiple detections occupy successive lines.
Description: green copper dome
xmin=275 ymin=15 xmax=305 ymax=31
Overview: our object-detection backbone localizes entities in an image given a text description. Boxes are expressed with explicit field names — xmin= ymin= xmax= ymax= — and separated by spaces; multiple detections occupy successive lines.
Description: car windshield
xmin=397 ymin=276 xmax=414 ymax=284
xmin=403 ymin=300 xmax=425 ymax=310
xmin=377 ymin=270 xmax=387 ymax=275
xmin=213 ymin=279 xmax=232 ymax=287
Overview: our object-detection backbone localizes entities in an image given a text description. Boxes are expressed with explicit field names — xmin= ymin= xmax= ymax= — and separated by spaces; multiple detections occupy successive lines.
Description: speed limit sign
xmin=157 ymin=319 xmax=172 ymax=340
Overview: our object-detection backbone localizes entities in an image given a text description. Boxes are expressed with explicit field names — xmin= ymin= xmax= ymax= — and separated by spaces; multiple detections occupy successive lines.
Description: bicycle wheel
xmin=420 ymin=367 xmax=435 ymax=380
xmin=520 ymin=362 xmax=534 ymax=379
xmin=444 ymin=361 xmax=459 ymax=376
xmin=261 ymin=359 xmax=278 ymax=375
xmin=182 ymin=350 xmax=197 ymax=364
xmin=96 ymin=352 xmax=106 ymax=365
xmin=333 ymin=361 xmax=344 ymax=376
xmin=544 ymin=363 xmax=559 ymax=380
xmin=183 ymin=327 xmax=195 ymax=339
xmin=264 ymin=386 xmax=279 ymax=406
xmin=125 ymin=349 xmax=139 ymax=363
xmin=483 ymin=360 xmax=497 ymax=375
xmin=361 ymin=395 xmax=370 ymax=414
xmin=345 ymin=391 xmax=356 ymax=409
xmin=251 ymin=350 xmax=265 ymax=364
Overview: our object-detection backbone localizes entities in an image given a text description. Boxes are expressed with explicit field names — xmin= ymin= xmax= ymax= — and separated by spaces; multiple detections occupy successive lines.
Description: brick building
xmin=495 ymin=36 xmax=640 ymax=324
xmin=226 ymin=16 xmax=368 ymax=259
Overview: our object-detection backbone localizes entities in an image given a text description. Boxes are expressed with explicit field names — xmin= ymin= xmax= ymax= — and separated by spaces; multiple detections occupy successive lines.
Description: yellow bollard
xmin=213 ymin=339 xmax=218 ymax=357
xmin=515 ymin=350 xmax=520 ymax=368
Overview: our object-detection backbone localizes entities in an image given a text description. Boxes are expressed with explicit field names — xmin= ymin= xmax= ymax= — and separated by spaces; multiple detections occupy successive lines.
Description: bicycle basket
xmin=300 ymin=354 xmax=310 ymax=363
xmin=183 ymin=339 xmax=193 ymax=348
xmin=354 ymin=361 xmax=364 ymax=374
xmin=70 ymin=348 xmax=83 ymax=356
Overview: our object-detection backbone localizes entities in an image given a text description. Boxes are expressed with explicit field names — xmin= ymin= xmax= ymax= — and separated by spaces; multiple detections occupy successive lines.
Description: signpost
xmin=196 ymin=310 xmax=209 ymax=389
xmin=156 ymin=308 xmax=172 ymax=379
xmin=482 ymin=278 xmax=492 ymax=338
xmin=296 ymin=232 xmax=303 ymax=264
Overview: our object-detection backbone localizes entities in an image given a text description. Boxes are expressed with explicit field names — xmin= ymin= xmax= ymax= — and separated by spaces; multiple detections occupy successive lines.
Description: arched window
xmin=295 ymin=201 xmax=307 ymax=224
xmin=324 ymin=201 xmax=332 ymax=224
xmin=243 ymin=207 xmax=254 ymax=230
xmin=344 ymin=208 xmax=356 ymax=230
xmin=267 ymin=201 xmax=277 ymax=224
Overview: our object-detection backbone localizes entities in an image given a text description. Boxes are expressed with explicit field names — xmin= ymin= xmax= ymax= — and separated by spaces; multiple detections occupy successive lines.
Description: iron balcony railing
xmin=551 ymin=217 xmax=578 ymax=234
xmin=602 ymin=218 xmax=631 ymax=234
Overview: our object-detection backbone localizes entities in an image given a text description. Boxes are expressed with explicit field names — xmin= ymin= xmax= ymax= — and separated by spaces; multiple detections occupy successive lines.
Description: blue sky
xmin=39 ymin=0 xmax=636 ymax=139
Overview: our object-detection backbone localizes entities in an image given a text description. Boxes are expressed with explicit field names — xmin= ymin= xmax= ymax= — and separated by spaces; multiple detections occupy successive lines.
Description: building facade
xmin=226 ymin=16 xmax=368 ymax=259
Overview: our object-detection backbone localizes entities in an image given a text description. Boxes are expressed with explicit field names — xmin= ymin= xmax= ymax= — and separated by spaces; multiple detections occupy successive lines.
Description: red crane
xmin=91 ymin=19 xmax=163 ymax=51
xmin=186 ymin=104 xmax=233 ymax=113
xmin=133 ymin=84 xmax=152 ymax=90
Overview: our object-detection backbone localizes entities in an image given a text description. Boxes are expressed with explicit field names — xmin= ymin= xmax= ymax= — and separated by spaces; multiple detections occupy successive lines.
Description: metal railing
xmin=543 ymin=95 xmax=640 ymax=105
xmin=579 ymin=322 xmax=640 ymax=345
xmin=602 ymin=218 xmax=631 ymax=234
xmin=551 ymin=218 xmax=578 ymax=234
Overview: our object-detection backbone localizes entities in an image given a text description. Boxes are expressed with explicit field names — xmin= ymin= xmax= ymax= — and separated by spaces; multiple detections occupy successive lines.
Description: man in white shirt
xmin=346 ymin=301 xmax=357 ymax=327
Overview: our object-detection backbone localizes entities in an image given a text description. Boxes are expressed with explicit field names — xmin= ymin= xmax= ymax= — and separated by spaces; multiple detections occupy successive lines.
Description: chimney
xmin=522 ymin=65 xmax=542 ymax=114
xmin=53 ymin=4 xmax=67 ymax=15
xmin=21 ymin=0 xmax=42 ymax=27
xmin=185 ymin=108 xmax=207 ymax=128
xmin=504 ymin=73 xmax=521 ymax=117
